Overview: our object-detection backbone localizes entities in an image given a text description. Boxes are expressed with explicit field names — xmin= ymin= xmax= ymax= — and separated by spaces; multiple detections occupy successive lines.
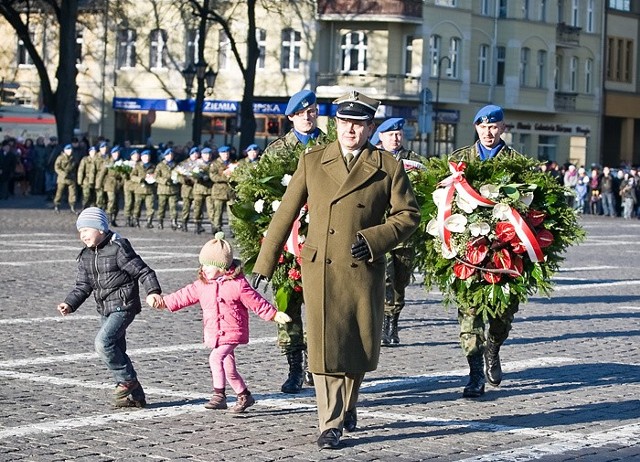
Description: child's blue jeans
xmin=95 ymin=310 xmax=138 ymax=384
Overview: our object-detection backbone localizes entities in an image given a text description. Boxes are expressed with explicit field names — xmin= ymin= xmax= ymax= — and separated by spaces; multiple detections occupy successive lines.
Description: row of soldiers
xmin=52 ymin=142 xmax=250 ymax=233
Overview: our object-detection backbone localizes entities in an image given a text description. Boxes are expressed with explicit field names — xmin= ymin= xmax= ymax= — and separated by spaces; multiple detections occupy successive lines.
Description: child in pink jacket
xmin=152 ymin=233 xmax=291 ymax=412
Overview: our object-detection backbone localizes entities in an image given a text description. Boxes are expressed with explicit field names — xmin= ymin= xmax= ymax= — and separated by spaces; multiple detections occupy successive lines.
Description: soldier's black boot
xmin=110 ymin=214 xmax=119 ymax=227
xmin=171 ymin=218 xmax=179 ymax=231
xmin=281 ymin=350 xmax=304 ymax=394
xmin=146 ymin=217 xmax=154 ymax=229
xmin=134 ymin=218 xmax=140 ymax=228
xmin=389 ymin=313 xmax=400 ymax=345
xmin=125 ymin=216 xmax=132 ymax=227
xmin=462 ymin=353 xmax=486 ymax=398
xmin=484 ymin=340 xmax=503 ymax=386
xmin=381 ymin=314 xmax=393 ymax=346
xmin=181 ymin=220 xmax=188 ymax=232
xmin=158 ymin=220 xmax=164 ymax=230
xmin=194 ymin=221 xmax=205 ymax=234
xmin=303 ymin=349 xmax=314 ymax=386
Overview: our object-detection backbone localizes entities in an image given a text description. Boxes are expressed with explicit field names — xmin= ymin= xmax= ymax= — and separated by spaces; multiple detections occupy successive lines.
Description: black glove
xmin=351 ymin=235 xmax=371 ymax=261
xmin=251 ymin=273 xmax=268 ymax=290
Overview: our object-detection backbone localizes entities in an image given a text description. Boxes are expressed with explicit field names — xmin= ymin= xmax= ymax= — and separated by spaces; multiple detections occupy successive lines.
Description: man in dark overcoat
xmin=252 ymin=91 xmax=420 ymax=449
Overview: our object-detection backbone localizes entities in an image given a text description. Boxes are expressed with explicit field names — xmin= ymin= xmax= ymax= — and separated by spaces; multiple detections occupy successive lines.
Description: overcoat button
xmin=329 ymin=229 xmax=335 ymax=234
xmin=350 ymin=263 xmax=358 ymax=268
xmin=357 ymin=203 xmax=365 ymax=208
xmin=325 ymin=259 xmax=332 ymax=264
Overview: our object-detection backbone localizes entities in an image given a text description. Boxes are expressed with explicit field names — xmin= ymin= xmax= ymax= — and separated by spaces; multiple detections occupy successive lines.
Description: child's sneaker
xmin=231 ymin=392 xmax=255 ymax=413
xmin=204 ymin=392 xmax=227 ymax=410
xmin=113 ymin=380 xmax=140 ymax=399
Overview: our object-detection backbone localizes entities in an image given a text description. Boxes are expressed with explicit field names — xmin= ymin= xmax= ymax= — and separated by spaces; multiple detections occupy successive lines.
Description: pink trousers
xmin=209 ymin=343 xmax=247 ymax=393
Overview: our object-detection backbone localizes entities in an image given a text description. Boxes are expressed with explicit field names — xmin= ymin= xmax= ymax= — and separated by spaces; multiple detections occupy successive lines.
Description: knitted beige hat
xmin=199 ymin=232 xmax=233 ymax=269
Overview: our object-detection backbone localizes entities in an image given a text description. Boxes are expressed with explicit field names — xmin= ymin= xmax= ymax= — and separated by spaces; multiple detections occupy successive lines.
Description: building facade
xmin=0 ymin=0 xmax=632 ymax=168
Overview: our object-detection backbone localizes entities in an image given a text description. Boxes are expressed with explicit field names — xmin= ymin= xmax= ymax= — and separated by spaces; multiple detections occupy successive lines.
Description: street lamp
xmin=434 ymin=55 xmax=452 ymax=157
xmin=182 ymin=61 xmax=217 ymax=144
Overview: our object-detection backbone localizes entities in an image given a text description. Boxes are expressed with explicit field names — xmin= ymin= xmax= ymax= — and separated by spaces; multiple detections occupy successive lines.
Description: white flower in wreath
xmin=444 ymin=214 xmax=467 ymax=233
xmin=271 ymin=200 xmax=281 ymax=212
xmin=254 ymin=199 xmax=265 ymax=213
xmin=480 ymin=184 xmax=500 ymax=199
xmin=520 ymin=191 xmax=534 ymax=207
xmin=441 ymin=243 xmax=457 ymax=259
xmin=469 ymin=221 xmax=491 ymax=237
xmin=281 ymin=174 xmax=292 ymax=187
xmin=426 ymin=218 xmax=439 ymax=237
xmin=492 ymin=203 xmax=511 ymax=220
xmin=456 ymin=195 xmax=477 ymax=214
xmin=432 ymin=188 xmax=447 ymax=207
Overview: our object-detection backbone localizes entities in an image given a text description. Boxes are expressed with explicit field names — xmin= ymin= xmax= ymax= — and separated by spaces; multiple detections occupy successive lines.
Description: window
xmin=609 ymin=0 xmax=631 ymax=11
xmin=186 ymin=29 xmax=199 ymax=66
xmin=435 ymin=0 xmax=456 ymax=6
xmin=404 ymin=35 xmax=414 ymax=75
xmin=571 ymin=0 xmax=579 ymax=27
xmin=499 ymin=0 xmax=507 ymax=18
xmin=449 ymin=37 xmax=460 ymax=78
xmin=256 ymin=28 xmax=266 ymax=69
xmin=429 ymin=35 xmax=441 ymax=77
xmin=585 ymin=58 xmax=593 ymax=93
xmin=478 ymin=44 xmax=489 ymax=83
xmin=570 ymin=56 xmax=578 ymax=92
xmin=586 ymin=0 xmax=594 ymax=32
xmin=480 ymin=0 xmax=490 ymax=16
xmin=341 ymin=31 xmax=367 ymax=73
xmin=536 ymin=50 xmax=546 ymax=88
xmin=555 ymin=55 xmax=563 ymax=90
xmin=76 ymin=29 xmax=83 ymax=64
xmin=17 ymin=31 xmax=34 ymax=66
xmin=117 ymin=28 xmax=136 ymax=69
xmin=219 ymin=30 xmax=231 ymax=70
xmin=520 ymin=47 xmax=530 ymax=86
xmin=539 ymin=0 xmax=547 ymax=21
xmin=538 ymin=135 xmax=557 ymax=161
xmin=150 ymin=29 xmax=167 ymax=69
xmin=607 ymin=37 xmax=634 ymax=82
xmin=523 ymin=0 xmax=531 ymax=19
xmin=281 ymin=28 xmax=301 ymax=71
xmin=256 ymin=115 xmax=284 ymax=136
xmin=496 ymin=46 xmax=506 ymax=85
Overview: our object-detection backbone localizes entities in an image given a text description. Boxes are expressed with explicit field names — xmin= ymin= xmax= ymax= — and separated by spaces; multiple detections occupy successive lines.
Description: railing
xmin=317 ymin=72 xmax=421 ymax=99
xmin=317 ymin=0 xmax=422 ymax=18
xmin=556 ymin=23 xmax=581 ymax=47
xmin=555 ymin=91 xmax=577 ymax=111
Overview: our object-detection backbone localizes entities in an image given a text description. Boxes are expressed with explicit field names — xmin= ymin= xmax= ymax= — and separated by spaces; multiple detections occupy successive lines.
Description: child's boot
xmin=114 ymin=381 xmax=146 ymax=408
xmin=204 ymin=391 xmax=227 ymax=410
xmin=231 ymin=390 xmax=255 ymax=413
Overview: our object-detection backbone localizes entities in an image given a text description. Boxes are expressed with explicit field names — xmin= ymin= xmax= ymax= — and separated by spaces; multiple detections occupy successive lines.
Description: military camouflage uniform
xmin=97 ymin=158 xmax=126 ymax=222
xmin=122 ymin=160 xmax=139 ymax=226
xmin=208 ymin=158 xmax=233 ymax=234
xmin=262 ymin=129 xmax=329 ymax=354
xmin=385 ymin=148 xmax=428 ymax=317
xmin=77 ymin=153 xmax=101 ymax=208
xmin=192 ymin=159 xmax=214 ymax=232
xmin=130 ymin=161 xmax=157 ymax=226
xmin=155 ymin=158 xmax=180 ymax=228
xmin=53 ymin=151 xmax=78 ymax=211
xmin=95 ymin=148 xmax=109 ymax=209
xmin=177 ymin=157 xmax=199 ymax=228
xmin=449 ymin=141 xmax=523 ymax=357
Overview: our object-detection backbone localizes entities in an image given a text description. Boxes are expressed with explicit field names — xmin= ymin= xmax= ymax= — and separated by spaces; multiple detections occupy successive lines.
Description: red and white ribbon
xmin=285 ymin=206 xmax=307 ymax=257
xmin=502 ymin=207 xmax=544 ymax=262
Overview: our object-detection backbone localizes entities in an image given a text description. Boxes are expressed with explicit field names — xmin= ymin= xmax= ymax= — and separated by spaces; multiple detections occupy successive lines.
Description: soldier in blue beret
xmin=449 ymin=104 xmax=526 ymax=398
xmin=375 ymin=117 xmax=427 ymax=348
xmin=259 ymin=89 xmax=331 ymax=395
xmin=53 ymin=143 xmax=78 ymax=213
xmin=177 ymin=145 xmax=201 ymax=232
xmin=77 ymin=144 xmax=102 ymax=208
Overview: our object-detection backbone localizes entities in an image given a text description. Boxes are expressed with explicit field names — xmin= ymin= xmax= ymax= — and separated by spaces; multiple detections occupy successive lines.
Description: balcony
xmin=555 ymin=91 xmax=577 ymax=111
xmin=556 ymin=23 xmax=581 ymax=47
xmin=316 ymin=72 xmax=421 ymax=100
xmin=317 ymin=0 xmax=422 ymax=19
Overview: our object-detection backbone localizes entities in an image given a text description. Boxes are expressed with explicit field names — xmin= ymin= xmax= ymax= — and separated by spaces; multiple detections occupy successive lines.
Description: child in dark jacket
xmin=151 ymin=232 xmax=291 ymax=412
xmin=57 ymin=207 xmax=163 ymax=408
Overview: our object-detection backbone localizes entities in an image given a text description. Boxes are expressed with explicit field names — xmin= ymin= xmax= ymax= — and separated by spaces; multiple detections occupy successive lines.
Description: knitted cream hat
xmin=199 ymin=232 xmax=233 ymax=269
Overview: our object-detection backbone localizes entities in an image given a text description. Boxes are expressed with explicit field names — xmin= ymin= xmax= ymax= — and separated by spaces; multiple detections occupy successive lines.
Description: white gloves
xmin=273 ymin=311 xmax=292 ymax=324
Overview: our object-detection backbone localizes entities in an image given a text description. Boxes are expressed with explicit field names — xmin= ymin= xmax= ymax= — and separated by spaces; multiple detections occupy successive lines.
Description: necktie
xmin=345 ymin=152 xmax=354 ymax=171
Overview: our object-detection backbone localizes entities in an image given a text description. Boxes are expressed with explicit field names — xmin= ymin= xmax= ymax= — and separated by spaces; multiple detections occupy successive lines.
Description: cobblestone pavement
xmin=1 ymin=195 xmax=639 ymax=461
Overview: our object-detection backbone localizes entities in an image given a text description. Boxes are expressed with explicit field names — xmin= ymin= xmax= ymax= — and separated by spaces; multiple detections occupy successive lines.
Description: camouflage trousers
xmin=53 ymin=182 xmax=77 ymax=208
xmin=193 ymin=194 xmax=214 ymax=222
xmin=384 ymin=247 xmax=415 ymax=316
xmin=276 ymin=297 xmax=306 ymax=354
xmin=181 ymin=196 xmax=194 ymax=221
xmin=211 ymin=198 xmax=228 ymax=232
xmin=133 ymin=193 xmax=155 ymax=219
xmin=105 ymin=189 xmax=123 ymax=216
xmin=458 ymin=302 xmax=519 ymax=357
xmin=157 ymin=194 xmax=178 ymax=220
xmin=81 ymin=185 xmax=97 ymax=208
xmin=123 ymin=188 xmax=135 ymax=218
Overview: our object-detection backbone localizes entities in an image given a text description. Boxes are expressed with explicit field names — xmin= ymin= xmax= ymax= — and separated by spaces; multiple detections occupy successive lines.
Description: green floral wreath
xmin=410 ymin=154 xmax=585 ymax=320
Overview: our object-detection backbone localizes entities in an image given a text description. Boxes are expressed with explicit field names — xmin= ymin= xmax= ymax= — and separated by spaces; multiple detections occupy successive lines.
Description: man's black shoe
xmin=344 ymin=409 xmax=357 ymax=432
xmin=317 ymin=428 xmax=341 ymax=449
